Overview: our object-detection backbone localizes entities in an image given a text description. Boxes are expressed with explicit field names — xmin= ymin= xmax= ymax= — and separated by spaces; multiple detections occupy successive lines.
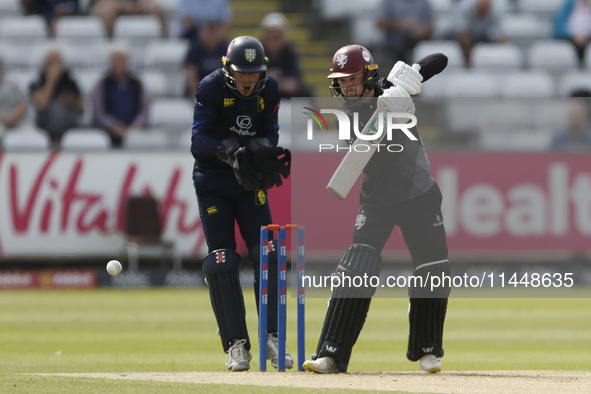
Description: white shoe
xmin=302 ymin=356 xmax=340 ymax=374
xmin=267 ymin=333 xmax=294 ymax=369
xmin=419 ymin=354 xmax=442 ymax=373
xmin=225 ymin=339 xmax=252 ymax=372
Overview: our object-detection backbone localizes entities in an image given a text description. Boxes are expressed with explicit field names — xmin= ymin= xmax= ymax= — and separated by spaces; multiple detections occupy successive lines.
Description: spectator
xmin=183 ymin=20 xmax=229 ymax=98
xmin=0 ymin=58 xmax=29 ymax=136
xmin=260 ymin=12 xmax=312 ymax=98
xmin=375 ymin=0 xmax=434 ymax=65
xmin=92 ymin=43 xmax=150 ymax=148
xmin=454 ymin=0 xmax=507 ymax=67
xmin=30 ymin=48 xmax=84 ymax=146
xmin=553 ymin=0 xmax=591 ymax=64
xmin=551 ymin=91 xmax=591 ymax=150
xmin=176 ymin=0 xmax=232 ymax=42
xmin=89 ymin=0 xmax=167 ymax=39
xmin=20 ymin=0 xmax=80 ymax=37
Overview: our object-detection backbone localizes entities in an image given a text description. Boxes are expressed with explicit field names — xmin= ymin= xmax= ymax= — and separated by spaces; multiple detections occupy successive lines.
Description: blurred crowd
xmin=0 ymin=0 xmax=590 ymax=151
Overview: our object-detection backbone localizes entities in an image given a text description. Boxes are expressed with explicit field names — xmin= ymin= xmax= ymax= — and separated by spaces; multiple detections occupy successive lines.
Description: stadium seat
xmin=500 ymin=71 xmax=555 ymax=97
xmin=478 ymin=127 xmax=555 ymax=151
xmin=142 ymin=39 xmax=189 ymax=71
xmin=141 ymin=70 xmax=171 ymax=98
xmin=0 ymin=42 xmax=27 ymax=70
xmin=4 ymin=69 xmax=37 ymax=94
xmin=55 ymin=16 xmax=107 ymax=42
xmin=123 ymin=129 xmax=170 ymax=149
xmin=0 ymin=16 xmax=47 ymax=43
xmin=149 ymin=99 xmax=193 ymax=131
xmin=60 ymin=128 xmax=111 ymax=150
xmin=471 ymin=43 xmax=524 ymax=71
xmin=2 ymin=126 xmax=51 ymax=150
xmin=0 ymin=0 xmax=22 ymax=17
xmin=559 ymin=71 xmax=591 ymax=96
xmin=351 ymin=12 xmax=381 ymax=47
xmin=429 ymin=0 xmax=453 ymax=14
xmin=124 ymin=195 xmax=181 ymax=271
xmin=518 ymin=0 xmax=563 ymax=22
xmin=501 ymin=13 xmax=551 ymax=53
xmin=527 ymin=40 xmax=580 ymax=72
xmin=113 ymin=16 xmax=163 ymax=67
xmin=445 ymin=71 xmax=499 ymax=97
xmin=413 ymin=40 xmax=465 ymax=69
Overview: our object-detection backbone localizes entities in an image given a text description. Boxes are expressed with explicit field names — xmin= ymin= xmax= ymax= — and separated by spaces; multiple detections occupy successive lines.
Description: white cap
xmin=261 ymin=12 xmax=287 ymax=29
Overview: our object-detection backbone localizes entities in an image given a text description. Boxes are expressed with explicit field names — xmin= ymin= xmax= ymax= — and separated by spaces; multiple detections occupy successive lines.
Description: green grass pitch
xmin=0 ymin=288 xmax=590 ymax=392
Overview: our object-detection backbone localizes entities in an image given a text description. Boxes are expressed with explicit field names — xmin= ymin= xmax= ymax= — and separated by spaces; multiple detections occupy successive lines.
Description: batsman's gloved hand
xmin=246 ymin=138 xmax=291 ymax=189
xmin=387 ymin=61 xmax=423 ymax=95
xmin=216 ymin=138 xmax=264 ymax=190
xmin=378 ymin=85 xmax=415 ymax=115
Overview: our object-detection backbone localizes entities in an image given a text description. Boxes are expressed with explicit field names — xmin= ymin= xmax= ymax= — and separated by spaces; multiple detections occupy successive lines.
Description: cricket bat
xmin=326 ymin=53 xmax=448 ymax=200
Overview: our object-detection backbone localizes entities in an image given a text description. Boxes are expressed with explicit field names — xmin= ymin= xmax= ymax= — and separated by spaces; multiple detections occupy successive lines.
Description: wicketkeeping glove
xmin=387 ymin=61 xmax=423 ymax=95
xmin=247 ymin=138 xmax=291 ymax=189
xmin=216 ymin=138 xmax=264 ymax=190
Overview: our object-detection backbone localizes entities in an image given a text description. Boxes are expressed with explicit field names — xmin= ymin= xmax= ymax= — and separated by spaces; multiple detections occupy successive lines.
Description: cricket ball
xmin=106 ymin=260 xmax=123 ymax=276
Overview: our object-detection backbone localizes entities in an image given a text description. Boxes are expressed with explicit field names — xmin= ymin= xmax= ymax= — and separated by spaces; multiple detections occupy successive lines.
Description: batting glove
xmin=387 ymin=61 xmax=423 ymax=95
xmin=378 ymin=85 xmax=415 ymax=115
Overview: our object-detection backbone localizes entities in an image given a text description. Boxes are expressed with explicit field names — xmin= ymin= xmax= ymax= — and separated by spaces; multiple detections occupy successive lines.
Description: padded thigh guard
xmin=407 ymin=259 xmax=451 ymax=361
xmin=202 ymin=249 xmax=248 ymax=352
xmin=249 ymin=241 xmax=279 ymax=333
xmin=313 ymin=244 xmax=382 ymax=372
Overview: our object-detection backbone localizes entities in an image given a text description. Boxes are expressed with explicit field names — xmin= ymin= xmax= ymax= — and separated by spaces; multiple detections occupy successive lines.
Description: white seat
xmin=60 ymin=128 xmax=111 ymax=150
xmin=72 ymin=69 xmax=104 ymax=96
xmin=528 ymin=40 xmax=579 ymax=71
xmin=500 ymin=71 xmax=555 ymax=97
xmin=413 ymin=40 xmax=465 ymax=69
xmin=142 ymin=39 xmax=189 ymax=70
xmin=149 ymin=98 xmax=193 ymax=132
xmin=3 ymin=69 xmax=37 ymax=94
xmin=113 ymin=16 xmax=162 ymax=42
xmin=0 ymin=42 xmax=27 ymax=70
xmin=56 ymin=16 xmax=107 ymax=42
xmin=2 ymin=126 xmax=50 ymax=150
xmin=445 ymin=71 xmax=499 ymax=97
xmin=501 ymin=13 xmax=551 ymax=52
xmin=0 ymin=0 xmax=22 ymax=17
xmin=141 ymin=70 xmax=171 ymax=98
xmin=471 ymin=43 xmax=524 ymax=71
xmin=478 ymin=127 xmax=555 ymax=151
xmin=113 ymin=16 xmax=163 ymax=68
xmin=518 ymin=0 xmax=563 ymax=22
xmin=0 ymin=16 xmax=47 ymax=43
xmin=123 ymin=128 xmax=169 ymax=149
xmin=351 ymin=12 xmax=381 ymax=47
xmin=429 ymin=0 xmax=453 ymax=14
xmin=559 ymin=71 xmax=591 ymax=97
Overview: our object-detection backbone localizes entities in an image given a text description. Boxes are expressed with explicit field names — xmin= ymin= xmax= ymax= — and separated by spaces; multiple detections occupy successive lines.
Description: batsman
xmin=303 ymin=45 xmax=451 ymax=374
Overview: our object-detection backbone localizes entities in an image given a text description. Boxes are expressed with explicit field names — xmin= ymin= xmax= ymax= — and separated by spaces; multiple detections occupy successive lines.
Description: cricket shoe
xmin=302 ymin=357 xmax=340 ymax=374
xmin=419 ymin=354 xmax=442 ymax=373
xmin=225 ymin=339 xmax=252 ymax=372
xmin=267 ymin=333 xmax=294 ymax=369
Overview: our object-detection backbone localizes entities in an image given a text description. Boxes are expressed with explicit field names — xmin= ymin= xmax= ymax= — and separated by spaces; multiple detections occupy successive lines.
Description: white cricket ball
xmin=106 ymin=260 xmax=123 ymax=276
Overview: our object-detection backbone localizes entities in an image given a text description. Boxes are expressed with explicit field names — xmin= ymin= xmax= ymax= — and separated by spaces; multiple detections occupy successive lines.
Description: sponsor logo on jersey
xmin=224 ymin=98 xmax=235 ymax=107
xmin=245 ymin=48 xmax=256 ymax=62
xmin=236 ymin=115 xmax=252 ymax=129
xmin=336 ymin=54 xmax=348 ymax=68
xmin=255 ymin=190 xmax=266 ymax=205
xmin=355 ymin=213 xmax=367 ymax=230
xmin=207 ymin=206 xmax=218 ymax=215
xmin=433 ymin=214 xmax=444 ymax=227
xmin=257 ymin=96 xmax=265 ymax=112
xmin=230 ymin=115 xmax=256 ymax=136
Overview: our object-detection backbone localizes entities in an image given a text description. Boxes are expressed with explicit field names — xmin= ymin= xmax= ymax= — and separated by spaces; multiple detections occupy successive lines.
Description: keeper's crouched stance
xmin=303 ymin=44 xmax=451 ymax=374
xmin=191 ymin=36 xmax=291 ymax=372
